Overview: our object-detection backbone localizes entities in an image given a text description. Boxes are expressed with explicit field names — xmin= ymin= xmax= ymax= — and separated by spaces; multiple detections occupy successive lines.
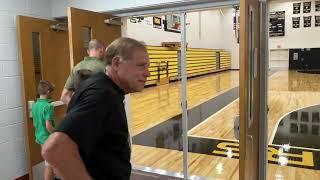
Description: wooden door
xmin=67 ymin=6 xmax=136 ymax=149
xmin=239 ymin=0 xmax=268 ymax=180
xmin=68 ymin=7 xmax=121 ymax=67
xmin=17 ymin=15 xmax=70 ymax=179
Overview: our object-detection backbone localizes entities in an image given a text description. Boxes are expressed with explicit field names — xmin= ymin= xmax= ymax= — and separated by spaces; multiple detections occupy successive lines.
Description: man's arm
xmin=42 ymin=132 xmax=92 ymax=180
xmin=61 ymin=69 xmax=76 ymax=105
xmin=45 ymin=87 xmax=110 ymax=179
xmin=60 ymin=88 xmax=73 ymax=105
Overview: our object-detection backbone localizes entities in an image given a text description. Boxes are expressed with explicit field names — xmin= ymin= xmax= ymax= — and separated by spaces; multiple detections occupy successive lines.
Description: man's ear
xmin=111 ymin=56 xmax=121 ymax=71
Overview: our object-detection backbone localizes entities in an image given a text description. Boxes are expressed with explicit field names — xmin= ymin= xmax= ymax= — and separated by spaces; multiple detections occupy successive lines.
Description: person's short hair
xmin=37 ymin=80 xmax=55 ymax=95
xmin=88 ymin=39 xmax=104 ymax=51
xmin=104 ymin=37 xmax=147 ymax=65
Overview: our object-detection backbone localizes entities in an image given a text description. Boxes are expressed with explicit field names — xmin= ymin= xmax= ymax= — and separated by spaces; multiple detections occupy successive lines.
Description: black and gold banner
xmin=304 ymin=16 xmax=312 ymax=27
xmin=292 ymin=17 xmax=300 ymax=28
xmin=316 ymin=16 xmax=320 ymax=27
xmin=316 ymin=1 xmax=320 ymax=12
xmin=303 ymin=2 xmax=311 ymax=13
xmin=293 ymin=3 xmax=301 ymax=14
xmin=269 ymin=11 xmax=285 ymax=37
xmin=153 ymin=16 xmax=162 ymax=29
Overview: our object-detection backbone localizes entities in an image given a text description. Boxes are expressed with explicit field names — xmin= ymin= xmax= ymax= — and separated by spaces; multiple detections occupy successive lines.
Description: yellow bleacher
xmin=145 ymin=46 xmax=231 ymax=86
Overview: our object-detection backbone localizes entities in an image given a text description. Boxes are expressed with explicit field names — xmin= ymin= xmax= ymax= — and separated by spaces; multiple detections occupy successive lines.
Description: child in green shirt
xmin=32 ymin=80 xmax=55 ymax=180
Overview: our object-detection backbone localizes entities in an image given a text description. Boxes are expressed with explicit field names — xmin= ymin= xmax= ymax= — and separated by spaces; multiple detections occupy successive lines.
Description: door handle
xmin=254 ymin=48 xmax=258 ymax=78
xmin=248 ymin=5 xmax=255 ymax=129
xmin=27 ymin=100 xmax=35 ymax=118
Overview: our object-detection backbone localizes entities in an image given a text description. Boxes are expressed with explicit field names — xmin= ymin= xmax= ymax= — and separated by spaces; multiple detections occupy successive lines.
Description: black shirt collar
xmin=103 ymin=73 xmax=125 ymax=97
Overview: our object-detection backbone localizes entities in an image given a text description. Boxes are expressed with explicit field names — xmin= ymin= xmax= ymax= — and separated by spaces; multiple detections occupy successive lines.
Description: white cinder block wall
xmin=124 ymin=9 xmax=239 ymax=69
xmin=269 ymin=0 xmax=320 ymax=68
xmin=124 ymin=11 xmax=225 ymax=48
xmin=0 ymin=0 xmax=51 ymax=179
xmin=269 ymin=0 xmax=320 ymax=49
xmin=221 ymin=8 xmax=240 ymax=70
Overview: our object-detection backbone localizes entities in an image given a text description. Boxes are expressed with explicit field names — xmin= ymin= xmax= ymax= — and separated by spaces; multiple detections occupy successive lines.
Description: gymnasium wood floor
xmin=130 ymin=70 xmax=320 ymax=179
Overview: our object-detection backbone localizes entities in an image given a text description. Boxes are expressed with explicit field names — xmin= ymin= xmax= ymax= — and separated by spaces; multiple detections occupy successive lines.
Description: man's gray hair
xmin=104 ymin=37 xmax=147 ymax=65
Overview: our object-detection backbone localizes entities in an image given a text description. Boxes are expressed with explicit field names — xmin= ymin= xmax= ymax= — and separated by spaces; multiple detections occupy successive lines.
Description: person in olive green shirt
xmin=32 ymin=80 xmax=55 ymax=180
xmin=60 ymin=39 xmax=105 ymax=105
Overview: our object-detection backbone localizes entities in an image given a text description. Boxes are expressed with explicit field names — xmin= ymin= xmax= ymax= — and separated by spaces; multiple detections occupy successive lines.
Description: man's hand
xmin=60 ymin=88 xmax=73 ymax=105
xmin=42 ymin=132 xmax=92 ymax=180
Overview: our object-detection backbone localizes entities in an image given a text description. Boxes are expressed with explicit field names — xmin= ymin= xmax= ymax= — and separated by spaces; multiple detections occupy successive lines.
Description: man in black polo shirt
xmin=42 ymin=37 xmax=150 ymax=180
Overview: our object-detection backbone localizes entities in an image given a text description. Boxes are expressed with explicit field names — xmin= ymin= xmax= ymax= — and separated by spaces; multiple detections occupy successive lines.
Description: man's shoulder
xmin=74 ymin=58 xmax=105 ymax=72
xmin=73 ymin=60 xmax=88 ymax=70
xmin=87 ymin=72 xmax=106 ymax=81
xmin=71 ymin=77 xmax=113 ymax=108
xmin=85 ymin=74 xmax=120 ymax=95
xmin=79 ymin=73 xmax=108 ymax=90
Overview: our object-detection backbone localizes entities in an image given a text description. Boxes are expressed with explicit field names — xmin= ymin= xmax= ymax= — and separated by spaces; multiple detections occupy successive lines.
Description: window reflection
xmin=290 ymin=111 xmax=298 ymax=121
xmin=301 ymin=111 xmax=309 ymax=122
xmin=312 ymin=125 xmax=319 ymax=136
xmin=290 ymin=123 xmax=298 ymax=133
xmin=300 ymin=124 xmax=308 ymax=134
xmin=312 ymin=112 xmax=320 ymax=122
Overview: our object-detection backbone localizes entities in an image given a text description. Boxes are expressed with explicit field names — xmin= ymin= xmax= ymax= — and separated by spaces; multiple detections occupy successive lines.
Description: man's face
xmin=97 ymin=47 xmax=104 ymax=59
xmin=88 ymin=47 xmax=104 ymax=60
xmin=117 ymin=49 xmax=150 ymax=93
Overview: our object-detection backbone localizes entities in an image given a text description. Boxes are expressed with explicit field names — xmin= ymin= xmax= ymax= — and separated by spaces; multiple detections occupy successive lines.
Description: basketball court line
xmin=268 ymin=104 xmax=320 ymax=144
xmin=188 ymin=98 xmax=239 ymax=134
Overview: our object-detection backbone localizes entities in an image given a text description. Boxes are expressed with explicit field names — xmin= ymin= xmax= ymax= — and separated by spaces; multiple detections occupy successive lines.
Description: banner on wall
xmin=315 ymin=16 xmax=320 ymax=27
xmin=316 ymin=1 xmax=320 ymax=11
xmin=303 ymin=2 xmax=311 ymax=13
xmin=130 ymin=17 xmax=144 ymax=23
xmin=293 ymin=3 xmax=301 ymax=14
xmin=233 ymin=15 xmax=236 ymax=30
xmin=232 ymin=6 xmax=240 ymax=44
xmin=269 ymin=11 xmax=285 ymax=37
xmin=304 ymin=16 xmax=312 ymax=27
xmin=292 ymin=17 xmax=300 ymax=28
xmin=153 ymin=17 xmax=162 ymax=29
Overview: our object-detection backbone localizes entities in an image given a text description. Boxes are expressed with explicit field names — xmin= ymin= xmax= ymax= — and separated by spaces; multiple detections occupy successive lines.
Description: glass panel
xmin=126 ymin=7 xmax=241 ymax=179
xmin=82 ymin=27 xmax=91 ymax=57
xmin=31 ymin=31 xmax=46 ymax=180
xmin=267 ymin=69 xmax=320 ymax=177
xmin=127 ymin=13 xmax=184 ymax=178
xmin=268 ymin=2 xmax=320 ymax=179
xmin=32 ymin=32 xmax=41 ymax=95
xmin=185 ymin=8 xmax=240 ymax=179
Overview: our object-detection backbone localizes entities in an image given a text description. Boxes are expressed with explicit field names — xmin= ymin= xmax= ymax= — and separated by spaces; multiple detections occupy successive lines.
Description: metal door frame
xmin=69 ymin=0 xmax=268 ymax=179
